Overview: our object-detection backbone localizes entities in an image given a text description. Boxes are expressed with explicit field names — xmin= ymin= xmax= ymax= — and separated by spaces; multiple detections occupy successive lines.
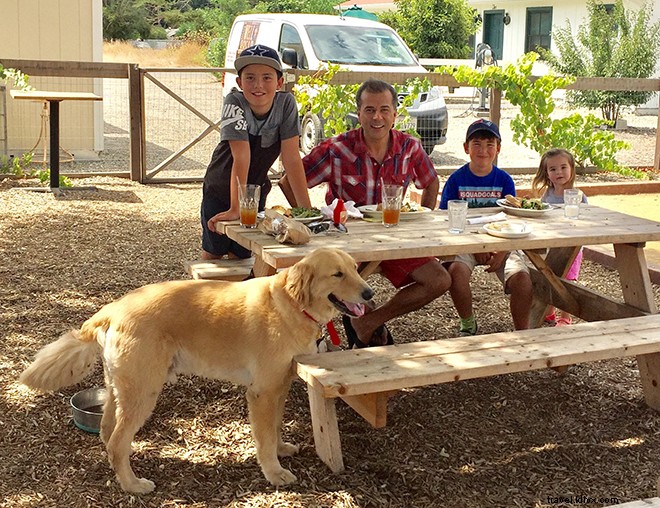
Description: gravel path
xmin=1 ymin=175 xmax=660 ymax=507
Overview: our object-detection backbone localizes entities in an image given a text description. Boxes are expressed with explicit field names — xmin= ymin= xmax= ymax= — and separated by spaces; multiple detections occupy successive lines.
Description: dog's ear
xmin=285 ymin=258 xmax=314 ymax=308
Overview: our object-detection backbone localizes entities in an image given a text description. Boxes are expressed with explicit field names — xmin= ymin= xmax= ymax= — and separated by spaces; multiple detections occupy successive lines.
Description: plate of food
xmin=483 ymin=220 xmax=532 ymax=239
xmin=269 ymin=205 xmax=323 ymax=224
xmin=358 ymin=202 xmax=432 ymax=220
xmin=496 ymin=195 xmax=555 ymax=217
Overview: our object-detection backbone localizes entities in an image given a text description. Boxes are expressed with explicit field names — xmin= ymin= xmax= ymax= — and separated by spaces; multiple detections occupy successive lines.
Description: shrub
xmin=437 ymin=52 xmax=641 ymax=177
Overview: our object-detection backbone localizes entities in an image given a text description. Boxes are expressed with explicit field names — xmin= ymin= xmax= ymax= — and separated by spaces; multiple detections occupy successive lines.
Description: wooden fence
xmin=2 ymin=58 xmax=659 ymax=183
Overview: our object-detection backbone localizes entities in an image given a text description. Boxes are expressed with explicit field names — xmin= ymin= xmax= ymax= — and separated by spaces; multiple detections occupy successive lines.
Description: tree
xmin=250 ymin=0 xmax=335 ymax=14
xmin=540 ymin=0 xmax=660 ymax=123
xmin=378 ymin=0 xmax=478 ymax=58
xmin=103 ymin=0 xmax=151 ymax=40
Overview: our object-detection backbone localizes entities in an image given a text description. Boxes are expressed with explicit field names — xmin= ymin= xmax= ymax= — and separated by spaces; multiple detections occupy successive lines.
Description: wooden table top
xmin=220 ymin=204 xmax=660 ymax=269
xmin=10 ymin=90 xmax=102 ymax=101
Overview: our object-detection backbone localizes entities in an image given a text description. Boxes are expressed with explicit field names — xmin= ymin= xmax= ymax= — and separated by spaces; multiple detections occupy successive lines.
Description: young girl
xmin=532 ymin=148 xmax=588 ymax=326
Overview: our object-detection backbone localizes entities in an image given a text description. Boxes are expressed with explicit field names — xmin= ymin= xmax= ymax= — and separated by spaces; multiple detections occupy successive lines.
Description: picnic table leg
xmin=614 ymin=243 xmax=660 ymax=410
xmin=307 ymin=384 xmax=344 ymax=472
xmin=527 ymin=246 xmax=579 ymax=327
xmin=252 ymin=256 xmax=276 ymax=277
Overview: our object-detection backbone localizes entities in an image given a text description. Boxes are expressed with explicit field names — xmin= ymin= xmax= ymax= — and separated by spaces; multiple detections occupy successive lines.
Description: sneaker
xmin=459 ymin=322 xmax=479 ymax=336
xmin=556 ymin=317 xmax=573 ymax=326
xmin=544 ymin=312 xmax=556 ymax=325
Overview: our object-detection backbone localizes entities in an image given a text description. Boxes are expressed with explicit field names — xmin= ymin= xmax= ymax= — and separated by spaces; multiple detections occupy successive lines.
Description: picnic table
xmin=217 ymin=204 xmax=660 ymax=472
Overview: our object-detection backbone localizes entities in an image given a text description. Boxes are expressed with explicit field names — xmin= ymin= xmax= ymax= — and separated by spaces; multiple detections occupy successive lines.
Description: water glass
xmin=381 ymin=184 xmax=403 ymax=227
xmin=564 ymin=189 xmax=582 ymax=219
xmin=448 ymin=200 xmax=468 ymax=234
xmin=238 ymin=184 xmax=260 ymax=228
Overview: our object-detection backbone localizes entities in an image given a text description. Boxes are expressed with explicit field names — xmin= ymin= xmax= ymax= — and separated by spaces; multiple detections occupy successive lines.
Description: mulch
xmin=1 ymin=175 xmax=660 ymax=508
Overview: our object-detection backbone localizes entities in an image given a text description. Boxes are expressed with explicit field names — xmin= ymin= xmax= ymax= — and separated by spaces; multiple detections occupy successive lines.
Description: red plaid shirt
xmin=303 ymin=128 xmax=437 ymax=206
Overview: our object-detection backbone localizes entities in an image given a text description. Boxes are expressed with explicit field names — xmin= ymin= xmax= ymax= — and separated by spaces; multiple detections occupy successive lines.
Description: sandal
xmin=342 ymin=315 xmax=394 ymax=348
xmin=556 ymin=317 xmax=573 ymax=326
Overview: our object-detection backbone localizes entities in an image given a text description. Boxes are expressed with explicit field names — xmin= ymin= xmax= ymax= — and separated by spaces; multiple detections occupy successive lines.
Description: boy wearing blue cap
xmin=201 ymin=44 xmax=312 ymax=260
xmin=439 ymin=119 xmax=532 ymax=335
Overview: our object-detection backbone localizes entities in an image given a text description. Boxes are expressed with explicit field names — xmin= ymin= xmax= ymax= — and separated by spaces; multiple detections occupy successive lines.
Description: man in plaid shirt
xmin=280 ymin=79 xmax=450 ymax=348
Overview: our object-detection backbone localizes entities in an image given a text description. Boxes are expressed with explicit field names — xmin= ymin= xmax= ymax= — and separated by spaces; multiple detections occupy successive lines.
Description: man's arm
xmin=420 ymin=177 xmax=440 ymax=209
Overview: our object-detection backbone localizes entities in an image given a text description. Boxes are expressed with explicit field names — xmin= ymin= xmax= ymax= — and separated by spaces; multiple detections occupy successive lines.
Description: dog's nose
xmin=362 ymin=287 xmax=375 ymax=301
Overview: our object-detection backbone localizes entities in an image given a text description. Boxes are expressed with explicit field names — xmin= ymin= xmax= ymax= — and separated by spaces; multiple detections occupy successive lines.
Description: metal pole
xmin=49 ymin=100 xmax=60 ymax=189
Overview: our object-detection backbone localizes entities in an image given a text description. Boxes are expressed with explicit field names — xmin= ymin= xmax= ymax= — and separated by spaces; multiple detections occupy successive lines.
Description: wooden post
xmin=490 ymin=88 xmax=502 ymax=168
xmin=128 ymin=64 xmax=144 ymax=183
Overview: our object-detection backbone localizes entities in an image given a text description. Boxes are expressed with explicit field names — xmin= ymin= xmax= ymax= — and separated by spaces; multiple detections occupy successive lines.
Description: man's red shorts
xmin=378 ymin=257 xmax=437 ymax=289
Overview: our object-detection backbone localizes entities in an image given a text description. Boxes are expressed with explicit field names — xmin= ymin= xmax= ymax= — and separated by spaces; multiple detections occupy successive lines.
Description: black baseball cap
xmin=466 ymin=119 xmax=501 ymax=142
xmin=234 ymin=44 xmax=282 ymax=73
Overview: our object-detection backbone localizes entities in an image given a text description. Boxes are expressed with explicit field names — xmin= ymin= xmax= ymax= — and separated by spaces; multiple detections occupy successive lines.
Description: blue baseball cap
xmin=235 ymin=44 xmax=282 ymax=73
xmin=466 ymin=119 xmax=501 ymax=142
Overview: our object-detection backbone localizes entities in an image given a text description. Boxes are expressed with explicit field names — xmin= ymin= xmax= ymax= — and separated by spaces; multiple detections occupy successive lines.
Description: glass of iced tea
xmin=381 ymin=184 xmax=403 ymax=227
xmin=238 ymin=184 xmax=260 ymax=228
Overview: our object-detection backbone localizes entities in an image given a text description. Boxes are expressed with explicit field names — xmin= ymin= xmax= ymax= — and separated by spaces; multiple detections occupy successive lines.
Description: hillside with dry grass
xmin=103 ymin=40 xmax=209 ymax=67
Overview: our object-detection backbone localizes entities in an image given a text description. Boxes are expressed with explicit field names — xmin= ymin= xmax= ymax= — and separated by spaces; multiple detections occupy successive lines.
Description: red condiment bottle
xmin=333 ymin=198 xmax=347 ymax=225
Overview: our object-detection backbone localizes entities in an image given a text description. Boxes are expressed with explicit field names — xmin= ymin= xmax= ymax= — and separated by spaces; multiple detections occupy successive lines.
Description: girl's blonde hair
xmin=531 ymin=148 xmax=576 ymax=198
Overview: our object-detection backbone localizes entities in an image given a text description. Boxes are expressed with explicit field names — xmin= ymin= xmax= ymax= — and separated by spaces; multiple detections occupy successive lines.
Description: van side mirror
xmin=281 ymin=48 xmax=298 ymax=68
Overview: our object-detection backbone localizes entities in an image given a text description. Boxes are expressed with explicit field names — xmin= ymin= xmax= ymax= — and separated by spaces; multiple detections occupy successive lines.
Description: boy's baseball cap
xmin=234 ymin=44 xmax=282 ymax=73
xmin=466 ymin=119 xmax=501 ymax=141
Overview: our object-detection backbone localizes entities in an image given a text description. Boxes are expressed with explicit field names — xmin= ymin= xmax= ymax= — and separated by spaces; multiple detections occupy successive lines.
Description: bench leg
xmin=638 ymin=352 xmax=660 ymax=411
xmin=307 ymin=385 xmax=344 ymax=473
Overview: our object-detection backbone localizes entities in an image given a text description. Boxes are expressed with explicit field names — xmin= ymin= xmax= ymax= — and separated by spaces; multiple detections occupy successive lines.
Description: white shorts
xmin=448 ymin=250 xmax=529 ymax=293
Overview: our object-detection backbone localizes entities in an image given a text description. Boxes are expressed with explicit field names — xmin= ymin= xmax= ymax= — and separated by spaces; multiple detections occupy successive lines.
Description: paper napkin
xmin=466 ymin=211 xmax=508 ymax=225
xmin=321 ymin=198 xmax=363 ymax=219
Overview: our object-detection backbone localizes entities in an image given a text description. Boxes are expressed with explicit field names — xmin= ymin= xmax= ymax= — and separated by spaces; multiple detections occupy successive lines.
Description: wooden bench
xmin=184 ymin=257 xmax=255 ymax=281
xmin=295 ymin=314 xmax=660 ymax=473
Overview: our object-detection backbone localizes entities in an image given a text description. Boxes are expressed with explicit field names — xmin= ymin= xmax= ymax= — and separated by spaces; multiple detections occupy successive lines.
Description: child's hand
xmin=484 ymin=251 xmax=508 ymax=272
xmin=208 ymin=210 xmax=240 ymax=233
xmin=474 ymin=252 xmax=493 ymax=265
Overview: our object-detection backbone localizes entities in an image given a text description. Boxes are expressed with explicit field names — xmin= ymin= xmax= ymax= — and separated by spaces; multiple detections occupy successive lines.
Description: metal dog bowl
xmin=70 ymin=387 xmax=107 ymax=434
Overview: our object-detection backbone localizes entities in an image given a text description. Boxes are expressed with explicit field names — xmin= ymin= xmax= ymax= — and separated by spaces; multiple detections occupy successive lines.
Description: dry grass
xmin=103 ymin=40 xmax=209 ymax=67
xmin=1 ymin=175 xmax=660 ymax=507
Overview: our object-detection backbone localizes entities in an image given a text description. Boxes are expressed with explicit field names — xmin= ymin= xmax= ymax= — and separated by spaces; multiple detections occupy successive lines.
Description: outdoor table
xmin=217 ymin=204 xmax=660 ymax=324
xmin=10 ymin=90 xmax=102 ymax=192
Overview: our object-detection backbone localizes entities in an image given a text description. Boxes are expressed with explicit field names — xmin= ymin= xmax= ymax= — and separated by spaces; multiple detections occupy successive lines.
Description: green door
xmin=483 ymin=10 xmax=505 ymax=61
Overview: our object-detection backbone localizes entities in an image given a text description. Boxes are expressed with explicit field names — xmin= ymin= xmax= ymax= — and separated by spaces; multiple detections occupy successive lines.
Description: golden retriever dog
xmin=20 ymin=247 xmax=374 ymax=494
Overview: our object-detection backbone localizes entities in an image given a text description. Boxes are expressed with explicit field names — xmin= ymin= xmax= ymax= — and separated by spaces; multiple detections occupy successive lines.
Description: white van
xmin=223 ymin=13 xmax=448 ymax=155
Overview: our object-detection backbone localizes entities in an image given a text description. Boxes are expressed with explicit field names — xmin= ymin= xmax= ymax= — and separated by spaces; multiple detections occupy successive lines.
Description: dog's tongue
xmin=345 ymin=302 xmax=365 ymax=317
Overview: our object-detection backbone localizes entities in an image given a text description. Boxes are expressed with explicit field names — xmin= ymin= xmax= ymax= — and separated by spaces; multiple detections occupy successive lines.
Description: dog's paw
xmin=264 ymin=467 xmax=297 ymax=486
xmin=120 ymin=477 xmax=156 ymax=495
xmin=277 ymin=442 xmax=299 ymax=457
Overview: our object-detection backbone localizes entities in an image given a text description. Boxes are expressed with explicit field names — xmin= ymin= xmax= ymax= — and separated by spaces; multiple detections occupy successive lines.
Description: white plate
xmin=496 ymin=199 xmax=554 ymax=217
xmin=483 ymin=221 xmax=532 ymax=239
xmin=358 ymin=205 xmax=432 ymax=220
xmin=292 ymin=214 xmax=324 ymax=224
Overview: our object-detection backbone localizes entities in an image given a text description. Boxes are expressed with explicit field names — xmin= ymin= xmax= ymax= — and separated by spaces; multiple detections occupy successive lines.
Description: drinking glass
xmin=381 ymin=184 xmax=403 ymax=227
xmin=238 ymin=184 xmax=260 ymax=228
xmin=564 ymin=189 xmax=582 ymax=219
xmin=448 ymin=200 xmax=468 ymax=234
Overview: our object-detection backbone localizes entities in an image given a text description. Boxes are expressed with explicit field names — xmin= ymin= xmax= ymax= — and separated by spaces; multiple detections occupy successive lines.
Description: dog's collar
xmin=302 ymin=310 xmax=340 ymax=346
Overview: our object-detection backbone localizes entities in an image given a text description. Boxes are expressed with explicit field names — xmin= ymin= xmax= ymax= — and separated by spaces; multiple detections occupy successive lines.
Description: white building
xmin=338 ymin=0 xmax=660 ymax=111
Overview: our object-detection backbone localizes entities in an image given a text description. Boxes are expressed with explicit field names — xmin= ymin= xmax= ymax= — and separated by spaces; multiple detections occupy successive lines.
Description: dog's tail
xmin=19 ymin=328 xmax=100 ymax=392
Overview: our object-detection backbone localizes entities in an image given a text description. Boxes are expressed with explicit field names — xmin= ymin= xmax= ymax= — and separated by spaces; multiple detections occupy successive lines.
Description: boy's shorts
xmin=200 ymin=197 xmax=252 ymax=259
xmin=378 ymin=257 xmax=438 ymax=289
xmin=447 ymin=251 xmax=529 ymax=293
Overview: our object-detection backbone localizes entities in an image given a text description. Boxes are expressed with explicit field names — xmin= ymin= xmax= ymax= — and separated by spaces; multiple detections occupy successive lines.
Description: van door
xmin=278 ymin=24 xmax=308 ymax=69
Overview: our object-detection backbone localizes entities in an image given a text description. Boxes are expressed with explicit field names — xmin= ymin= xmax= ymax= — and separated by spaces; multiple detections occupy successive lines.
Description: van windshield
xmin=305 ymin=25 xmax=418 ymax=66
